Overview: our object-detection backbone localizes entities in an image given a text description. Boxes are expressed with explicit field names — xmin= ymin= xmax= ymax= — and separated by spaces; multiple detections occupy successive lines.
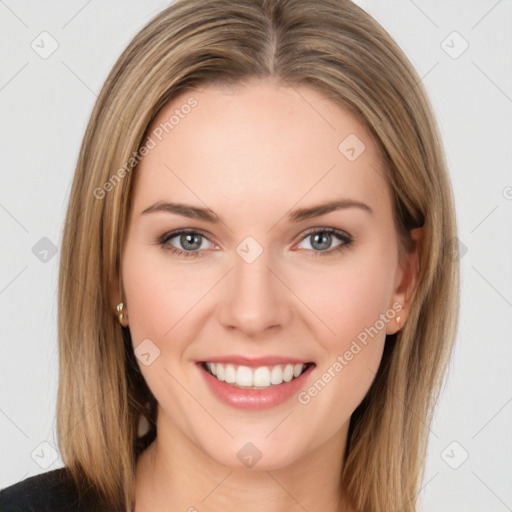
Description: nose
xmin=218 ymin=248 xmax=292 ymax=337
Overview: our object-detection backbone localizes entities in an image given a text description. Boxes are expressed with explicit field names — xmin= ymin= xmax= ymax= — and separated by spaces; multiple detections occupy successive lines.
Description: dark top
xmin=0 ymin=468 xmax=117 ymax=512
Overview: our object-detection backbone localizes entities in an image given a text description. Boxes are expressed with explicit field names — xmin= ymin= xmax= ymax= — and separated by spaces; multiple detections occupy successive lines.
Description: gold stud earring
xmin=116 ymin=302 xmax=129 ymax=327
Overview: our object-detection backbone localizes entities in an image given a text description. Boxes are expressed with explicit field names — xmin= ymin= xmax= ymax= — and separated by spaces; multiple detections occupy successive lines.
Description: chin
xmin=198 ymin=432 xmax=313 ymax=472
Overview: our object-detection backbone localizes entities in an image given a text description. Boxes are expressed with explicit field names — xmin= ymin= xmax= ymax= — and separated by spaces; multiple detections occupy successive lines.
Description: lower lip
xmin=198 ymin=363 xmax=315 ymax=410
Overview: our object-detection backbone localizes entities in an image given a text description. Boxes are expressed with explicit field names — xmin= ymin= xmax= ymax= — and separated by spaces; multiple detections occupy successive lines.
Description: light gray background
xmin=1 ymin=1 xmax=511 ymax=510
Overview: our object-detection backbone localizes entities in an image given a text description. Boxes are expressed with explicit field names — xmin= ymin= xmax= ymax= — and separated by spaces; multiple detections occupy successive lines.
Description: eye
xmin=156 ymin=227 xmax=353 ymax=258
xmin=157 ymin=229 xmax=214 ymax=258
xmin=295 ymin=227 xmax=353 ymax=256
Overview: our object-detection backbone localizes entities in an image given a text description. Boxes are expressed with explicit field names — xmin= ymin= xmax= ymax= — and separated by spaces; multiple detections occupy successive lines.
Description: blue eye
xmin=157 ymin=229 xmax=211 ymax=258
xmin=296 ymin=227 xmax=353 ymax=256
xmin=156 ymin=227 xmax=353 ymax=258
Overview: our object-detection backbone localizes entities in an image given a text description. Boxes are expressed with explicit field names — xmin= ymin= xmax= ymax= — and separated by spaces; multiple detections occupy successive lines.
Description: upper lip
xmin=197 ymin=355 xmax=314 ymax=367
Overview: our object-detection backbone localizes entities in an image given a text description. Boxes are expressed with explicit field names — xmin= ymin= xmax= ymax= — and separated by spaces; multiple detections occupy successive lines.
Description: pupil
xmin=181 ymin=233 xmax=201 ymax=250
xmin=312 ymin=232 xmax=331 ymax=251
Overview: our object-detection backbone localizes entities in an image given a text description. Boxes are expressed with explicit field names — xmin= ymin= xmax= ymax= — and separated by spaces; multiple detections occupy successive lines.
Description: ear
xmin=109 ymin=271 xmax=122 ymax=312
xmin=386 ymin=227 xmax=423 ymax=335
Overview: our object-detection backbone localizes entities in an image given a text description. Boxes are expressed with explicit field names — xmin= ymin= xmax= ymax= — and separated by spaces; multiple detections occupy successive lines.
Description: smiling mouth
xmin=200 ymin=361 xmax=315 ymax=389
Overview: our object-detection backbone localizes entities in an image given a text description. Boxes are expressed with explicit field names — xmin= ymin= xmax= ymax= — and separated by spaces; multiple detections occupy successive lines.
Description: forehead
xmin=131 ymin=80 xmax=391 ymax=222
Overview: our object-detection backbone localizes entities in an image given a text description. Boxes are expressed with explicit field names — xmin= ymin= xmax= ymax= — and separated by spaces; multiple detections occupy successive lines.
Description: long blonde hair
xmin=57 ymin=1 xmax=459 ymax=510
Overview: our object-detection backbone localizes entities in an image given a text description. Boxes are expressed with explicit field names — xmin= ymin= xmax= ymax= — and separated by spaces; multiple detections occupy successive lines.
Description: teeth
xmin=204 ymin=362 xmax=308 ymax=388
xmin=270 ymin=365 xmax=283 ymax=385
xmin=236 ymin=366 xmax=253 ymax=386
xmin=293 ymin=363 xmax=303 ymax=377
xmin=216 ymin=363 xmax=225 ymax=382
xmin=224 ymin=364 xmax=236 ymax=384
xmin=283 ymin=364 xmax=294 ymax=382
xmin=253 ymin=367 xmax=270 ymax=387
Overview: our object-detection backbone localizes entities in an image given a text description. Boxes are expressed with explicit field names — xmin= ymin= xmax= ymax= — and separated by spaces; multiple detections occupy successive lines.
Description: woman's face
xmin=118 ymin=79 xmax=415 ymax=470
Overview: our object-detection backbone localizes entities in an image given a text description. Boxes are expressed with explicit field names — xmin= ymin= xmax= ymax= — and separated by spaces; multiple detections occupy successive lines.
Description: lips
xmin=196 ymin=356 xmax=316 ymax=410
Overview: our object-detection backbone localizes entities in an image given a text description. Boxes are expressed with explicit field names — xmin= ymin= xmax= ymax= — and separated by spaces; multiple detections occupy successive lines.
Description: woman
xmin=0 ymin=0 xmax=459 ymax=510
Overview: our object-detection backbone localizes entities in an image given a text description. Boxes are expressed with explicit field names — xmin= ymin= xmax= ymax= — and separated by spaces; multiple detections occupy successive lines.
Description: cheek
xmin=121 ymin=244 xmax=186 ymax=345
xmin=121 ymin=245 xmax=197 ymax=410
xmin=295 ymin=247 xmax=397 ymax=352
xmin=292 ymin=256 xmax=395 ymax=427
xmin=293 ymin=246 xmax=397 ymax=418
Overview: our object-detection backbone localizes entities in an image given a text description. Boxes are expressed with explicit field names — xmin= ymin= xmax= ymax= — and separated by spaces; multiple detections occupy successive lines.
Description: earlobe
xmin=109 ymin=275 xmax=129 ymax=327
xmin=116 ymin=302 xmax=129 ymax=327
xmin=109 ymin=271 xmax=129 ymax=327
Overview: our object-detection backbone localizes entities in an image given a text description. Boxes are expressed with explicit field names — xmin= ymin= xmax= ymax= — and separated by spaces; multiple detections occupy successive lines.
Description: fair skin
xmin=111 ymin=79 xmax=422 ymax=512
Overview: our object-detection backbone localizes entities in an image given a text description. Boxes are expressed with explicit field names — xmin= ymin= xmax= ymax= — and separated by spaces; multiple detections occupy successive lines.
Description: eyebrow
xmin=141 ymin=199 xmax=373 ymax=223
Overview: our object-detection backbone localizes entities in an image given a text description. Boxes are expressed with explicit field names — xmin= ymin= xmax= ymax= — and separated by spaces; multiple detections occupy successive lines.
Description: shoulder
xmin=0 ymin=467 xmax=111 ymax=512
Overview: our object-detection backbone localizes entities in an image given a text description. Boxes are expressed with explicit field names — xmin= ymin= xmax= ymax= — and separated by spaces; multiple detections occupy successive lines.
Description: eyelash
xmin=155 ymin=227 xmax=354 ymax=259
